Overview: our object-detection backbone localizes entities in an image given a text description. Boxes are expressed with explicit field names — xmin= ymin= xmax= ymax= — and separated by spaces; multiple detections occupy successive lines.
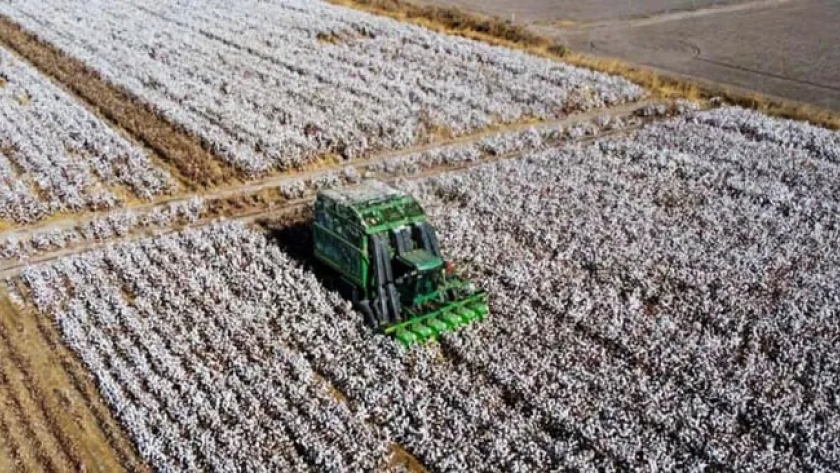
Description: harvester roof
xmin=319 ymin=181 xmax=426 ymax=233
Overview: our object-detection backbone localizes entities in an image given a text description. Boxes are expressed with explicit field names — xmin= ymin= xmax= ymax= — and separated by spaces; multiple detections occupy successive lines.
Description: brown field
xmin=0 ymin=289 xmax=149 ymax=472
xmin=417 ymin=0 xmax=748 ymax=23
xmin=334 ymin=0 xmax=840 ymax=130
xmin=411 ymin=0 xmax=840 ymax=112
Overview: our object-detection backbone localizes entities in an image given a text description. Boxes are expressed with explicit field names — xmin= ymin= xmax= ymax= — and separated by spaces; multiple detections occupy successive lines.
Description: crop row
xmin=0 ymin=0 xmax=643 ymax=175
xmin=19 ymin=220 xmax=623 ymax=472
xmin=278 ymin=102 xmax=683 ymax=198
xmin=404 ymin=106 xmax=840 ymax=470
xmin=15 ymin=107 xmax=840 ymax=471
xmin=0 ymin=45 xmax=171 ymax=224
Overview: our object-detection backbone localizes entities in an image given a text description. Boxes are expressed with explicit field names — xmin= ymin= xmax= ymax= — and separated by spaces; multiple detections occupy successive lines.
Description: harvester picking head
xmin=312 ymin=180 xmax=489 ymax=346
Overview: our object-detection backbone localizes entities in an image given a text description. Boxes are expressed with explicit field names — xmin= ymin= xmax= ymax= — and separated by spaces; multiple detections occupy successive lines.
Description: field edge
xmin=327 ymin=0 xmax=840 ymax=130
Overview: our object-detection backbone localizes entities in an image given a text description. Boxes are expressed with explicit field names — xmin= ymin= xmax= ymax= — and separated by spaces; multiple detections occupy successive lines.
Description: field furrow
xmin=0 ymin=399 xmax=45 ymax=472
xmin=22 ymin=295 xmax=152 ymax=473
xmin=0 ymin=326 xmax=76 ymax=472
xmin=0 ymin=0 xmax=837 ymax=469
xmin=0 ymin=432 xmax=16 ymax=473
xmin=0 ymin=97 xmax=671 ymax=279
xmin=404 ymin=107 xmax=840 ymax=469
xmin=9 ymin=106 xmax=839 ymax=471
xmin=0 ymin=36 xmax=173 ymax=226
xmin=0 ymin=15 xmax=228 ymax=188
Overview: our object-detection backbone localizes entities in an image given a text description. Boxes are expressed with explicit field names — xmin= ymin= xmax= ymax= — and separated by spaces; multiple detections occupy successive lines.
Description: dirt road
xmin=0 ymin=98 xmax=673 ymax=280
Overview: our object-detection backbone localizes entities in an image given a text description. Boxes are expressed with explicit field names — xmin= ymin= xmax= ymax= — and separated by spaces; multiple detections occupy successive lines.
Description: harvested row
xmin=0 ymin=0 xmax=643 ymax=175
xmin=0 ymin=315 xmax=79 ymax=472
xmin=405 ymin=106 xmax=840 ymax=470
xmin=0 ymin=15 xmax=230 ymax=188
xmin=0 ymin=290 xmax=149 ymax=473
xmin=0 ymin=45 xmax=171 ymax=224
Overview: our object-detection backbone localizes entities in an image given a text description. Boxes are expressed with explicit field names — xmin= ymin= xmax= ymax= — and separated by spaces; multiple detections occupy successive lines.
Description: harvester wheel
xmin=357 ymin=300 xmax=377 ymax=329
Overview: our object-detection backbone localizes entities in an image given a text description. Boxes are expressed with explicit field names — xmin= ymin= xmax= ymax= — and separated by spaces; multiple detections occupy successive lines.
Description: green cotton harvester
xmin=313 ymin=180 xmax=489 ymax=347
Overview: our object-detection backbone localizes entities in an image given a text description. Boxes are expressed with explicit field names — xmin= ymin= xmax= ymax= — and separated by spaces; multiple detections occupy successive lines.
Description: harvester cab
xmin=313 ymin=180 xmax=489 ymax=346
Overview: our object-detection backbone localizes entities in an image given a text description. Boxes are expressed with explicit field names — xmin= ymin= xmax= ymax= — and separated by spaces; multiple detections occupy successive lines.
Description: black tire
xmin=338 ymin=277 xmax=358 ymax=302
xmin=357 ymin=300 xmax=378 ymax=329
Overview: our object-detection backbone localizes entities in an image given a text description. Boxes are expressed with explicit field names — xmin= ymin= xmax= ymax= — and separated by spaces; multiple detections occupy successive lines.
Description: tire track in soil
xmin=566 ymin=0 xmax=794 ymax=31
xmin=694 ymin=56 xmax=840 ymax=93
xmin=0 ymin=14 xmax=236 ymax=188
xmin=0 ymin=297 xmax=103 ymax=473
xmin=0 ymin=388 xmax=44 ymax=472
xmin=0 ymin=314 xmax=75 ymax=472
xmin=10 ymin=285 xmax=153 ymax=473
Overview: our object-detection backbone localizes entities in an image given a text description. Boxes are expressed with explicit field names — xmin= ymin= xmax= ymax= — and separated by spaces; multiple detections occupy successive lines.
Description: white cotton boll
xmin=0 ymin=45 xmax=172 ymax=223
xmin=397 ymin=106 xmax=840 ymax=471
xmin=279 ymin=180 xmax=308 ymax=200
xmin=0 ymin=0 xmax=642 ymax=180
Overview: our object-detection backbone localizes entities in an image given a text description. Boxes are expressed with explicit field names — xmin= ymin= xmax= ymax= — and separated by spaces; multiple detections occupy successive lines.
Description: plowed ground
xmin=0 ymin=288 xmax=149 ymax=472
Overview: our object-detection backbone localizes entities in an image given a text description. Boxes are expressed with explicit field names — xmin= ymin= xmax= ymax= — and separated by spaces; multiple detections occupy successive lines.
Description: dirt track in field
xmin=0 ymin=10 xmax=665 ymax=470
xmin=0 ymin=289 xmax=150 ymax=473
xmin=0 ymin=98 xmax=675 ymax=281
xmin=0 ymin=2 xmax=743 ymax=470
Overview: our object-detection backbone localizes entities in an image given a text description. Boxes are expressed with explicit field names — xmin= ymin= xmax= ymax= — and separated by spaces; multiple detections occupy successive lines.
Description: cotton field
xmin=0 ymin=0 xmax=643 ymax=174
xmin=0 ymin=46 xmax=171 ymax=223
xmin=406 ymin=107 xmax=840 ymax=470
xmin=19 ymin=222 xmax=562 ymax=472
xmin=0 ymin=0 xmax=837 ymax=470
xmin=11 ymin=107 xmax=840 ymax=471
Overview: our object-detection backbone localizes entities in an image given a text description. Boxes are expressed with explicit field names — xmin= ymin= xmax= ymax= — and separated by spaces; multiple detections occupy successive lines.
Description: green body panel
xmin=397 ymin=249 xmax=443 ymax=273
xmin=313 ymin=181 xmax=489 ymax=346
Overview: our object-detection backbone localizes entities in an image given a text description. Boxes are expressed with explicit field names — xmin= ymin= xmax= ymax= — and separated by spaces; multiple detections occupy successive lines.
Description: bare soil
xmin=0 ymin=289 xmax=150 ymax=472
xmin=415 ymin=0 xmax=840 ymax=111
xmin=414 ymin=0 xmax=747 ymax=23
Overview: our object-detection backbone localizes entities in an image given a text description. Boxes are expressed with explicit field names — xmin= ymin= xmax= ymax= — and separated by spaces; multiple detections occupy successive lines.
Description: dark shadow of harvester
xmin=281 ymin=180 xmax=489 ymax=347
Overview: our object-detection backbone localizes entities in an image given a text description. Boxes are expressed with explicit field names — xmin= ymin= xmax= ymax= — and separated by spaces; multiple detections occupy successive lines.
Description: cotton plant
xmin=0 ymin=198 xmax=205 ymax=264
xmin=16 ymin=104 xmax=840 ymax=471
xmin=401 ymin=106 xmax=840 ymax=470
xmin=19 ymin=222 xmax=586 ymax=472
xmin=0 ymin=46 xmax=172 ymax=223
xmin=2 ymin=0 xmax=837 ymax=466
xmin=0 ymin=0 xmax=643 ymax=176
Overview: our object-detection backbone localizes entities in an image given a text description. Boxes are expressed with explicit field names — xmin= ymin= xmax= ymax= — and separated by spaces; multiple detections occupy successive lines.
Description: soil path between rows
xmin=0 ymin=289 xmax=152 ymax=472
xmin=0 ymin=98 xmax=661 ymax=243
xmin=0 ymin=99 xmax=676 ymax=280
